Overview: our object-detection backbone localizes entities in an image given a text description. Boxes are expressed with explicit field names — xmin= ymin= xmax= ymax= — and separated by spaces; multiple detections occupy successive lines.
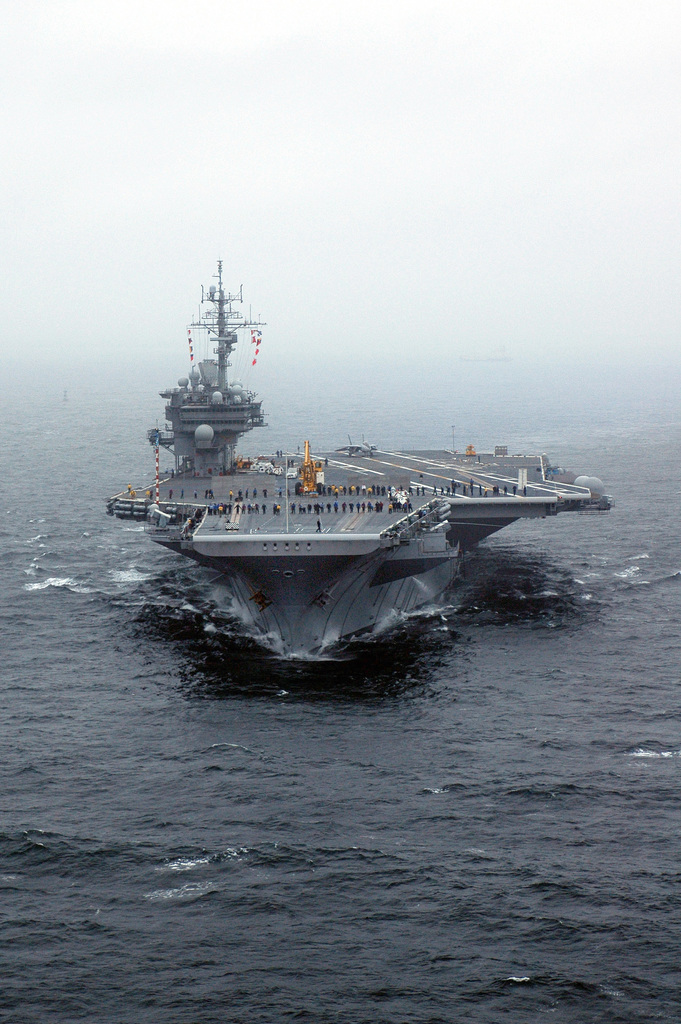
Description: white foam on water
xmin=24 ymin=576 xmax=93 ymax=594
xmin=615 ymin=566 xmax=640 ymax=579
xmin=630 ymin=749 xmax=680 ymax=758
xmin=144 ymin=880 xmax=218 ymax=901
xmin=367 ymin=607 xmax=409 ymax=640
xmin=210 ymin=742 xmax=253 ymax=753
xmin=111 ymin=568 xmax=152 ymax=583
xmin=506 ymin=976 xmax=530 ymax=983
xmin=160 ymin=855 xmax=211 ymax=873
xmin=222 ymin=847 xmax=249 ymax=859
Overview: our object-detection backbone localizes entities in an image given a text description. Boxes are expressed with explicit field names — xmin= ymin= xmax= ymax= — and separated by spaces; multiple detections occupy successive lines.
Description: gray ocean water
xmin=2 ymin=356 xmax=680 ymax=1023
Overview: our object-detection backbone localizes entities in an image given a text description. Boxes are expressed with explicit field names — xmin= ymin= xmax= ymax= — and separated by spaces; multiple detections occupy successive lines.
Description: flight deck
xmin=109 ymin=447 xmax=607 ymax=551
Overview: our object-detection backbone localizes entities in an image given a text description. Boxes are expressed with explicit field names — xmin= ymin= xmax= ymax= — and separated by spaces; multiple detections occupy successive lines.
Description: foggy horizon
xmin=3 ymin=1 xmax=680 ymax=371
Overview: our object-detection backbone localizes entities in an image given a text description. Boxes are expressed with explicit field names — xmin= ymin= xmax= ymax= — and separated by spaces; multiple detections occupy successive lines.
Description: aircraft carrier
xmin=107 ymin=264 xmax=611 ymax=654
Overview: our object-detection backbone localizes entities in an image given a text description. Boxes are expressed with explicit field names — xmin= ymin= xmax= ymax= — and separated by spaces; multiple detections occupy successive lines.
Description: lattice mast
xmin=192 ymin=260 xmax=264 ymax=392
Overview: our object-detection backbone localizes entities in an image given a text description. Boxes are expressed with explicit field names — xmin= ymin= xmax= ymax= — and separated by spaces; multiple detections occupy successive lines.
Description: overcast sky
xmin=2 ymin=0 xmax=679 ymax=373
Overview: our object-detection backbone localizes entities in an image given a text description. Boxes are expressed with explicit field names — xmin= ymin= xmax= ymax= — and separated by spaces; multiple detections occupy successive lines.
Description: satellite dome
xmin=189 ymin=368 xmax=200 ymax=381
xmin=232 ymin=394 xmax=242 ymax=404
xmin=231 ymin=382 xmax=243 ymax=393
xmin=194 ymin=424 xmax=214 ymax=447
xmin=178 ymin=377 xmax=189 ymax=387
xmin=211 ymin=391 xmax=223 ymax=404
xmin=574 ymin=475 xmax=604 ymax=496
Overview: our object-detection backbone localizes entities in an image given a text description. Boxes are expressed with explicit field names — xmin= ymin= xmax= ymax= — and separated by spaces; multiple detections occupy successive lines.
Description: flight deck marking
xmin=341 ymin=514 xmax=363 ymax=532
xmin=374 ymin=450 xmax=566 ymax=499
xmin=365 ymin=453 xmax=456 ymax=484
xmin=325 ymin=458 xmax=385 ymax=477
xmin=374 ymin=451 xmax=465 ymax=476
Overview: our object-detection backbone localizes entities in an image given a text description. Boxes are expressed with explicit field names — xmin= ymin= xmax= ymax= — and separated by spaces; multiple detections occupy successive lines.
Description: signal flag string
xmin=250 ymin=328 xmax=262 ymax=366
xmin=155 ymin=431 xmax=160 ymax=503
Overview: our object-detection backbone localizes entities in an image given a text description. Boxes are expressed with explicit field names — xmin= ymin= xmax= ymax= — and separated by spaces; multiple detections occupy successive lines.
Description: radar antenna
xmin=189 ymin=260 xmax=266 ymax=392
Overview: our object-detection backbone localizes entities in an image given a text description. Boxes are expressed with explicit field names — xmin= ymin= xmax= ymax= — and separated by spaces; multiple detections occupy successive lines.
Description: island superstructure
xmin=149 ymin=260 xmax=266 ymax=476
xmin=108 ymin=264 xmax=611 ymax=654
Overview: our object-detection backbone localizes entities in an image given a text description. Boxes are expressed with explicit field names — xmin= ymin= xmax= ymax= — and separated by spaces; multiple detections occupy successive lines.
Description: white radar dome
xmin=194 ymin=424 xmax=214 ymax=447
xmin=231 ymin=382 xmax=243 ymax=393
xmin=211 ymin=391 xmax=223 ymax=404
xmin=178 ymin=377 xmax=189 ymax=387
xmin=574 ymin=475 xmax=604 ymax=496
xmin=232 ymin=394 xmax=242 ymax=404
xmin=189 ymin=368 xmax=200 ymax=381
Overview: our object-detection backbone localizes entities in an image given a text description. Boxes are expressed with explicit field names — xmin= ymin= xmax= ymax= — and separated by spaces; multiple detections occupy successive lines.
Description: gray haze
xmin=2 ymin=1 xmax=680 ymax=373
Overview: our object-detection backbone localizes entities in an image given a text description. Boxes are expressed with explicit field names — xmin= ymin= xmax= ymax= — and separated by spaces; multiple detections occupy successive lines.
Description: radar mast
xmin=191 ymin=259 xmax=264 ymax=392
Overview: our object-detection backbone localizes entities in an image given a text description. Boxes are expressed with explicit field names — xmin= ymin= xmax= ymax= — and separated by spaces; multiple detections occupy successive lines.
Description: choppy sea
xmin=2 ymin=356 xmax=680 ymax=1023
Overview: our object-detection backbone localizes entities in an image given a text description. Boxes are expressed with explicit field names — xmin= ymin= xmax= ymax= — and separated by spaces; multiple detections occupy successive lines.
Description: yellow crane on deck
xmin=299 ymin=440 xmax=324 ymax=493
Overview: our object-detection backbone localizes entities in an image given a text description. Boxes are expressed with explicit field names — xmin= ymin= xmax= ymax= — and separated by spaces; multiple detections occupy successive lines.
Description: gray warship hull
xmin=157 ymin=529 xmax=456 ymax=653
xmin=111 ymin=447 xmax=610 ymax=655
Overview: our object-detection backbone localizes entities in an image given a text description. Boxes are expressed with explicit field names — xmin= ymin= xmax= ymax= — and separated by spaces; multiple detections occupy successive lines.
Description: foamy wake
xmin=110 ymin=568 xmax=153 ymax=583
xmin=630 ymin=748 xmax=681 ymax=758
xmin=24 ymin=576 xmax=93 ymax=594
